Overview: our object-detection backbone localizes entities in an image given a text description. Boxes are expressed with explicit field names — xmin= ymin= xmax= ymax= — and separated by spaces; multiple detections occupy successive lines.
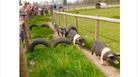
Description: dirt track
xmin=76 ymin=46 xmax=120 ymax=77
xmin=48 ymin=22 xmax=120 ymax=77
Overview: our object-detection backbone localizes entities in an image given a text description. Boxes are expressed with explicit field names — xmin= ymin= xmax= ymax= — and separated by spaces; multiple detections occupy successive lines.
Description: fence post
xmin=64 ymin=15 xmax=67 ymax=27
xmin=58 ymin=14 xmax=60 ymax=26
xmin=56 ymin=13 xmax=58 ymax=24
xmin=95 ymin=15 xmax=100 ymax=40
xmin=23 ymin=23 xmax=30 ymax=50
xmin=75 ymin=16 xmax=78 ymax=29
xmin=20 ymin=39 xmax=29 ymax=77
xmin=53 ymin=11 xmax=56 ymax=23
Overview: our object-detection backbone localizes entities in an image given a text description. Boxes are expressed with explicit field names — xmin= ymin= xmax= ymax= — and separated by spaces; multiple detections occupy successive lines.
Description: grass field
xmin=66 ymin=7 xmax=120 ymax=19
xmin=26 ymin=7 xmax=120 ymax=77
xmin=58 ymin=7 xmax=120 ymax=53
xmin=27 ymin=15 xmax=106 ymax=77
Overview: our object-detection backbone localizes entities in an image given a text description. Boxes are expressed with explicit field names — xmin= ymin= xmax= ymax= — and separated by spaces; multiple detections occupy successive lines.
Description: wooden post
xmin=55 ymin=13 xmax=58 ymax=23
xmin=64 ymin=15 xmax=67 ymax=27
xmin=52 ymin=12 xmax=55 ymax=23
xmin=53 ymin=11 xmax=56 ymax=23
xmin=95 ymin=15 xmax=100 ymax=40
xmin=58 ymin=14 xmax=60 ymax=26
xmin=20 ymin=39 xmax=29 ymax=77
xmin=22 ymin=23 xmax=31 ymax=50
xmin=75 ymin=16 xmax=78 ymax=29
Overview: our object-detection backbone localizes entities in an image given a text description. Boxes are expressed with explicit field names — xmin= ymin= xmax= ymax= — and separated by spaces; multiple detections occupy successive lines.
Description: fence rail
xmin=53 ymin=10 xmax=120 ymax=23
xmin=53 ymin=10 xmax=120 ymax=40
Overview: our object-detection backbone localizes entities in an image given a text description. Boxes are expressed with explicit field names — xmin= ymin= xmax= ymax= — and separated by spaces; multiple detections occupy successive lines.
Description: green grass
xmin=58 ymin=7 xmax=120 ymax=53
xmin=28 ymin=14 xmax=52 ymax=25
xmin=58 ymin=7 xmax=120 ymax=69
xmin=28 ymin=14 xmax=54 ymax=41
xmin=66 ymin=7 xmax=120 ymax=18
xmin=31 ymin=27 xmax=53 ymax=40
xmin=27 ymin=14 xmax=106 ymax=77
xmin=27 ymin=45 xmax=106 ymax=77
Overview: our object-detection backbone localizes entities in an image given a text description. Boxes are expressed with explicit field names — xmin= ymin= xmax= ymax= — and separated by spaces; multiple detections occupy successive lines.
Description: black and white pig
xmin=53 ymin=23 xmax=66 ymax=37
xmin=65 ymin=26 xmax=78 ymax=37
xmin=91 ymin=40 xmax=119 ymax=65
xmin=67 ymin=29 xmax=85 ymax=46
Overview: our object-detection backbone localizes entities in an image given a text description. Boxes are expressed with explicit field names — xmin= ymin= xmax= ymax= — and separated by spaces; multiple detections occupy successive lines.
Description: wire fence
xmin=53 ymin=7 xmax=120 ymax=52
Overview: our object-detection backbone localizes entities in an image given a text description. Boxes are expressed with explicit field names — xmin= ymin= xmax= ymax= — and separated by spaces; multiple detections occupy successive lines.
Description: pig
xmin=91 ymin=40 xmax=119 ymax=65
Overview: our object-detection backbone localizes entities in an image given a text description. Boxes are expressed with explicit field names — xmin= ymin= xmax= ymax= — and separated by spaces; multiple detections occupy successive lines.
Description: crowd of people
xmin=19 ymin=1 xmax=64 ymax=42
xmin=19 ymin=1 xmax=64 ymax=19
xmin=20 ymin=1 xmax=49 ymax=18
